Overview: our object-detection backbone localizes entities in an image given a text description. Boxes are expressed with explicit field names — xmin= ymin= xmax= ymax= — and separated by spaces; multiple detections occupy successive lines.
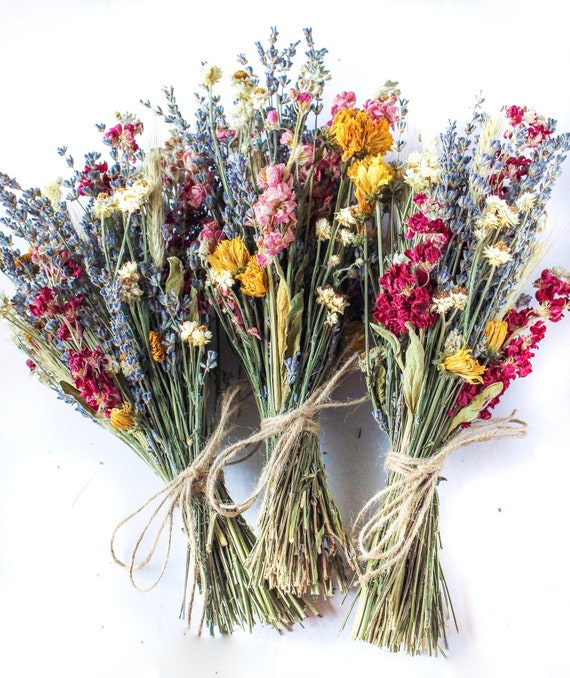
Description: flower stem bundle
xmin=0 ymin=113 xmax=306 ymax=633
xmin=345 ymin=94 xmax=570 ymax=653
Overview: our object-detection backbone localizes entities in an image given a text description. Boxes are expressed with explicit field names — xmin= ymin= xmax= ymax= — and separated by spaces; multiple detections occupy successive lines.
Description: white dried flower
xmin=315 ymin=218 xmax=332 ymax=240
xmin=450 ymin=286 xmax=468 ymax=310
xmin=430 ymin=291 xmax=454 ymax=314
xmin=202 ymin=64 xmax=223 ymax=87
xmin=41 ymin=177 xmax=63 ymax=207
xmin=335 ymin=206 xmax=359 ymax=227
xmin=403 ymin=137 xmax=441 ymax=191
xmin=180 ymin=320 xmax=212 ymax=347
xmin=443 ymin=329 xmax=464 ymax=356
xmin=515 ymin=192 xmax=536 ymax=213
xmin=92 ymin=193 xmax=117 ymax=219
xmin=0 ymin=292 xmax=12 ymax=318
xmin=483 ymin=242 xmax=512 ymax=267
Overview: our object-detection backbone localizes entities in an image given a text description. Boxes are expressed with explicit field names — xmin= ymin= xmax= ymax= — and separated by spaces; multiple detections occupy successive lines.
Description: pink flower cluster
xmin=373 ymin=265 xmax=435 ymax=335
xmin=330 ymin=90 xmax=399 ymax=127
xmin=455 ymin=269 xmax=570 ymax=421
xmin=505 ymin=105 xmax=553 ymax=147
xmin=197 ymin=219 xmax=224 ymax=255
xmin=251 ymin=163 xmax=297 ymax=267
xmin=181 ymin=181 xmax=208 ymax=209
xmin=490 ymin=155 xmax=531 ymax=197
xmin=29 ymin=286 xmax=84 ymax=321
xmin=68 ymin=346 xmax=122 ymax=416
xmin=29 ymin=286 xmax=84 ymax=342
xmin=104 ymin=120 xmax=144 ymax=156
xmin=373 ymin=195 xmax=450 ymax=334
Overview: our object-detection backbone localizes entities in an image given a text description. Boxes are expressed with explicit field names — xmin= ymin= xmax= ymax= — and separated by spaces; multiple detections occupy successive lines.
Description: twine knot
xmin=353 ymin=412 xmax=527 ymax=585
xmin=206 ymin=353 xmax=368 ymax=518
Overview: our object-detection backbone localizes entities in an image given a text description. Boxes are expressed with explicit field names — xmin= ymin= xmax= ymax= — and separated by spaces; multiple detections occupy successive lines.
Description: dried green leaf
xmin=448 ymin=381 xmax=504 ymax=433
xmin=165 ymin=256 xmax=184 ymax=297
xmin=370 ymin=322 xmax=404 ymax=371
xmin=402 ymin=325 xmax=424 ymax=414
xmin=60 ymin=381 xmax=97 ymax=419
xmin=285 ymin=291 xmax=304 ymax=360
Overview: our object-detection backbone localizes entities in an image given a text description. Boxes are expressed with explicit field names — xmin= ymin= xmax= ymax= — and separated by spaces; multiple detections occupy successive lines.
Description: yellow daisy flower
xmin=347 ymin=154 xmax=394 ymax=213
xmin=207 ymin=237 xmax=251 ymax=275
xmin=440 ymin=348 xmax=486 ymax=384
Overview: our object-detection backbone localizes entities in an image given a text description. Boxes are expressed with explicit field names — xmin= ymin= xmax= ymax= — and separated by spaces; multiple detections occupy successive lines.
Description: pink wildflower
xmin=363 ymin=96 xmax=399 ymax=127
xmin=330 ymin=91 xmax=357 ymax=117
xmin=68 ymin=346 xmax=122 ymax=416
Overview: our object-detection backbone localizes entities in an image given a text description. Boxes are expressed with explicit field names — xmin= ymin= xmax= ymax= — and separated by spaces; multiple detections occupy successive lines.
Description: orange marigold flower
xmin=440 ymin=348 xmax=486 ymax=384
xmin=236 ymin=256 xmax=267 ymax=297
xmin=110 ymin=402 xmax=135 ymax=430
xmin=330 ymin=108 xmax=393 ymax=162
xmin=148 ymin=330 xmax=166 ymax=362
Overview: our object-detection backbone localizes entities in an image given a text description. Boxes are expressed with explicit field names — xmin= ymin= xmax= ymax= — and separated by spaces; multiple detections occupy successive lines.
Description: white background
xmin=1 ymin=1 xmax=570 ymax=677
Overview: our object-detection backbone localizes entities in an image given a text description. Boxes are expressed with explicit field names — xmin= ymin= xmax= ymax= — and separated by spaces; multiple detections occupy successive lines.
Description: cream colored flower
xmin=450 ymin=286 xmax=468 ymax=310
xmin=315 ymin=218 xmax=332 ymax=240
xmin=515 ymin=192 xmax=536 ymax=213
xmin=202 ymin=64 xmax=223 ymax=87
xmin=180 ymin=320 xmax=212 ymax=347
xmin=483 ymin=241 xmax=512 ymax=266
xmin=403 ymin=137 xmax=441 ymax=191
xmin=430 ymin=291 xmax=454 ymax=314
xmin=117 ymin=261 xmax=144 ymax=303
xmin=92 ymin=193 xmax=117 ymax=219
xmin=335 ymin=206 xmax=359 ymax=227
xmin=475 ymin=195 xmax=519 ymax=238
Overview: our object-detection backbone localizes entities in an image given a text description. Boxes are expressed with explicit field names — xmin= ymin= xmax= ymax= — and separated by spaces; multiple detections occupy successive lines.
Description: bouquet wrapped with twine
xmin=143 ymin=28 xmax=378 ymax=598
xmin=346 ymin=93 xmax=570 ymax=653
xmin=0 ymin=113 xmax=306 ymax=634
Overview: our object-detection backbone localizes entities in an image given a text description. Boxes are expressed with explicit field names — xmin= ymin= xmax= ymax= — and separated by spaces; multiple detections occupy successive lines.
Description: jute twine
xmin=205 ymin=353 xmax=368 ymax=519
xmin=110 ymin=384 xmax=243 ymax=634
xmin=353 ymin=412 xmax=528 ymax=585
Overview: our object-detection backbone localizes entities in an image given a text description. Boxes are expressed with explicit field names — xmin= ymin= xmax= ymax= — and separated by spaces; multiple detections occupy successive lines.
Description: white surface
xmin=1 ymin=1 xmax=570 ymax=677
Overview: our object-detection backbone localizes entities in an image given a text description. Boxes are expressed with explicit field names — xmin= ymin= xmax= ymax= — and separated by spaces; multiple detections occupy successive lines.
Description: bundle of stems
xmin=144 ymin=28 xmax=373 ymax=597
xmin=0 ymin=114 xmax=306 ymax=633
xmin=343 ymin=93 xmax=570 ymax=653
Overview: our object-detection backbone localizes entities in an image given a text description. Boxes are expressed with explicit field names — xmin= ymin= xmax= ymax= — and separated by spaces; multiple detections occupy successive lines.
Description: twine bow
xmin=353 ymin=412 xmax=528 ymax=585
xmin=205 ymin=353 xmax=368 ymax=518
xmin=110 ymin=384 xmax=243 ymax=633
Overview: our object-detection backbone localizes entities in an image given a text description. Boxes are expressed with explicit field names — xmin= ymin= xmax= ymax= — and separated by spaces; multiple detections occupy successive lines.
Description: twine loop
xmin=110 ymin=384 xmax=243 ymax=633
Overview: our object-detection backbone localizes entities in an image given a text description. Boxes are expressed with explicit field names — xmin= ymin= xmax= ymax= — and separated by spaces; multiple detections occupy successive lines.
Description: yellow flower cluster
xmin=207 ymin=237 xmax=267 ymax=297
